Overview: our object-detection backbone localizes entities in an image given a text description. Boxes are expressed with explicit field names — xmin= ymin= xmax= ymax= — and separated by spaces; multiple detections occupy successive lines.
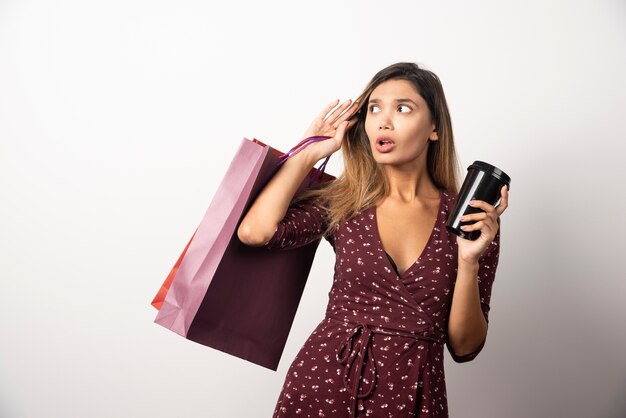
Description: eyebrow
xmin=368 ymin=98 xmax=419 ymax=106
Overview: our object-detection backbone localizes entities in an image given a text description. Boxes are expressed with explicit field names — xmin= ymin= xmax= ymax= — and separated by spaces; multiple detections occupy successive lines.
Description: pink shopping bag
xmin=153 ymin=137 xmax=334 ymax=370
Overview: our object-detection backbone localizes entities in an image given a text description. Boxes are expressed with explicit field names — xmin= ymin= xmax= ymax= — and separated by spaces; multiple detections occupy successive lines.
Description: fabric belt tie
xmin=331 ymin=318 xmax=445 ymax=417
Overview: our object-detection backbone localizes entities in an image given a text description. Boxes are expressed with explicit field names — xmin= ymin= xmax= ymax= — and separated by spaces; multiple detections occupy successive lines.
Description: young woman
xmin=238 ymin=62 xmax=509 ymax=417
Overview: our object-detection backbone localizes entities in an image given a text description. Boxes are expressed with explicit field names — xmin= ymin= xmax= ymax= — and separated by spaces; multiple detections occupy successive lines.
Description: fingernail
xmin=468 ymin=200 xmax=476 ymax=206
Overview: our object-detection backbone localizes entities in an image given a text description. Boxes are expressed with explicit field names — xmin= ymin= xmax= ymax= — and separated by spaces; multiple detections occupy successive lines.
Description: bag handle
xmin=278 ymin=135 xmax=332 ymax=185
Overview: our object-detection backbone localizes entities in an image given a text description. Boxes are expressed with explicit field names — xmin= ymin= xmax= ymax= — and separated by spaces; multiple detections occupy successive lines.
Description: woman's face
xmin=364 ymin=79 xmax=438 ymax=167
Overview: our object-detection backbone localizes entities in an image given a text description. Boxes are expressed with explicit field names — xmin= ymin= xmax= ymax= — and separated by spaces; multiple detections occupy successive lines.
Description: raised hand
xmin=301 ymin=99 xmax=359 ymax=160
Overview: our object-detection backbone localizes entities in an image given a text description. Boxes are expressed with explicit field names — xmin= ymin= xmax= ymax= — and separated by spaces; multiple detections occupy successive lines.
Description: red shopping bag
xmin=151 ymin=230 xmax=195 ymax=310
xmin=153 ymin=137 xmax=334 ymax=370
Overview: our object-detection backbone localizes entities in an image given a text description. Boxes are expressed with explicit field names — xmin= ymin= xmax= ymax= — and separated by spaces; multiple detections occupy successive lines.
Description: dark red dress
xmin=265 ymin=188 xmax=500 ymax=417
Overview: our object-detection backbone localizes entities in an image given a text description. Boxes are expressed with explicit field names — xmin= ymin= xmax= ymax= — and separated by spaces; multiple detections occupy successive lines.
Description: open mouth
xmin=377 ymin=138 xmax=394 ymax=145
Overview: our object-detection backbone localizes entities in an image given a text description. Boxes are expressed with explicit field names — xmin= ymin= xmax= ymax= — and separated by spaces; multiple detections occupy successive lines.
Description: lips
xmin=375 ymin=136 xmax=395 ymax=153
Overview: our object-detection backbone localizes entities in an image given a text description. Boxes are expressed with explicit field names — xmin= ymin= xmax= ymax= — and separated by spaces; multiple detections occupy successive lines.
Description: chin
xmin=372 ymin=154 xmax=398 ymax=166
xmin=369 ymin=146 xmax=394 ymax=164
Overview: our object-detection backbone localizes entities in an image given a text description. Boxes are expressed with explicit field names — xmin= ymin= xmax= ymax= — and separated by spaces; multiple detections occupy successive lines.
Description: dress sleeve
xmin=263 ymin=197 xmax=333 ymax=251
xmin=448 ymin=219 xmax=501 ymax=363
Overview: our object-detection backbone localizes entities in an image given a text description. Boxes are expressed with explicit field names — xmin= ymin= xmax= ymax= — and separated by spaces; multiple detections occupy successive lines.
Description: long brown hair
xmin=296 ymin=62 xmax=461 ymax=237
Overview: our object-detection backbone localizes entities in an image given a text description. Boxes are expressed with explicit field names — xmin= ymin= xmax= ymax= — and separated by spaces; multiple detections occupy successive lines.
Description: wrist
xmin=457 ymin=258 xmax=479 ymax=273
xmin=293 ymin=145 xmax=324 ymax=166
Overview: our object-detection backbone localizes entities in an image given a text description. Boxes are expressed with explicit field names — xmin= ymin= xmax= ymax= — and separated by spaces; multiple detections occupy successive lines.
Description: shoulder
xmin=440 ymin=188 xmax=459 ymax=214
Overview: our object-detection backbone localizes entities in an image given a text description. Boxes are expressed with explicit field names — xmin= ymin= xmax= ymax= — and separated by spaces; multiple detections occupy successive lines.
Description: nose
xmin=378 ymin=114 xmax=392 ymax=130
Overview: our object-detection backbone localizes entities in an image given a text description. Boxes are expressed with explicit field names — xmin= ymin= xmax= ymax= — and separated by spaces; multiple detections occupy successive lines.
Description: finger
xmin=459 ymin=211 xmax=488 ymax=222
xmin=460 ymin=220 xmax=494 ymax=234
xmin=316 ymin=99 xmax=341 ymax=121
xmin=495 ymin=186 xmax=509 ymax=216
xmin=325 ymin=99 xmax=353 ymax=124
xmin=333 ymin=101 xmax=360 ymax=128
xmin=324 ymin=100 xmax=352 ymax=125
xmin=338 ymin=118 xmax=357 ymax=134
xmin=468 ymin=199 xmax=496 ymax=214
xmin=460 ymin=220 xmax=484 ymax=232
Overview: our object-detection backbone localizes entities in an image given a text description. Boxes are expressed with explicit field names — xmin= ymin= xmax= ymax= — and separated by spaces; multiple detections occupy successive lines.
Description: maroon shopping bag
xmin=153 ymin=137 xmax=334 ymax=370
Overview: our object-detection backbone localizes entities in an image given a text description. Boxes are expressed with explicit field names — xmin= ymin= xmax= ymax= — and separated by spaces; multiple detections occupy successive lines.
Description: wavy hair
xmin=295 ymin=62 xmax=461 ymax=237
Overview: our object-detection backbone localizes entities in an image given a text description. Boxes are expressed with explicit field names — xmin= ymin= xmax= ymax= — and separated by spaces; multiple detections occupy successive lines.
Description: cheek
xmin=402 ymin=121 xmax=430 ymax=140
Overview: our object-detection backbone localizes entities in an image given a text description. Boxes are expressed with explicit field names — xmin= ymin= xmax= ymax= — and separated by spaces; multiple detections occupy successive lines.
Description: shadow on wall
xmin=458 ymin=157 xmax=626 ymax=417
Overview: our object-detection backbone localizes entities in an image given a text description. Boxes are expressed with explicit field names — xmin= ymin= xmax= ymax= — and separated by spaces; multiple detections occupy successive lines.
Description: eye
xmin=368 ymin=104 xmax=380 ymax=113
xmin=398 ymin=104 xmax=411 ymax=113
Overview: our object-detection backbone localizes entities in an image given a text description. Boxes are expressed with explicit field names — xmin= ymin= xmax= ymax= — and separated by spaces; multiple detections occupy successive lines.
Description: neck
xmin=380 ymin=161 xmax=438 ymax=204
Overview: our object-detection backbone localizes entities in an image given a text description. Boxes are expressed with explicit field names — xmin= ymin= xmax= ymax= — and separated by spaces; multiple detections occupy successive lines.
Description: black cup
xmin=446 ymin=161 xmax=511 ymax=241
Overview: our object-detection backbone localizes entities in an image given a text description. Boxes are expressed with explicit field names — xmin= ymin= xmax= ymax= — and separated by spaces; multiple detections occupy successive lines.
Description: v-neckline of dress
xmin=371 ymin=188 xmax=444 ymax=277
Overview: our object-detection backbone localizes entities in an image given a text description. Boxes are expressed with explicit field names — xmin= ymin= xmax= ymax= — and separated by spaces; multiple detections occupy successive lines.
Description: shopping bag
xmin=150 ymin=137 xmax=330 ymax=310
xmin=151 ymin=230 xmax=196 ymax=310
xmin=153 ymin=136 xmax=334 ymax=370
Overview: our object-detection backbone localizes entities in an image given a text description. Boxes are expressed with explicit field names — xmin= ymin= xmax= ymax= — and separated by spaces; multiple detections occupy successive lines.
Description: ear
xmin=429 ymin=128 xmax=439 ymax=141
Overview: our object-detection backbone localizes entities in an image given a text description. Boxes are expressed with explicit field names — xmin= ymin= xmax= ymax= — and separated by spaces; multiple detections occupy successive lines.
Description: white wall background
xmin=1 ymin=0 xmax=625 ymax=417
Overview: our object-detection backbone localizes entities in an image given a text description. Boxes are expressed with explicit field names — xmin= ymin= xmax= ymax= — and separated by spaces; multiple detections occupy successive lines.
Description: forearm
xmin=447 ymin=259 xmax=488 ymax=356
xmin=237 ymin=147 xmax=322 ymax=246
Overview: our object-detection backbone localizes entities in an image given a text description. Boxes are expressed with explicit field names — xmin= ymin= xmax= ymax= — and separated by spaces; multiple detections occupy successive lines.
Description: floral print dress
xmin=265 ymin=188 xmax=500 ymax=417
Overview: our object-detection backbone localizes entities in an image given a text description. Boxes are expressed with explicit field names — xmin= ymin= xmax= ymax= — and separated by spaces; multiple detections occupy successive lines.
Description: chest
xmin=374 ymin=204 xmax=439 ymax=275
xmin=330 ymin=206 xmax=458 ymax=331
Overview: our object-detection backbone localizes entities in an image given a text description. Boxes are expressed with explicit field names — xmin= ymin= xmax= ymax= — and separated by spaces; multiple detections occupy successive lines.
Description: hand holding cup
xmin=446 ymin=161 xmax=511 ymax=263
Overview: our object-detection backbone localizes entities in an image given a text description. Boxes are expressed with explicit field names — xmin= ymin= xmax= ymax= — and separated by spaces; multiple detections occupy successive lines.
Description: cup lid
xmin=468 ymin=160 xmax=511 ymax=189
